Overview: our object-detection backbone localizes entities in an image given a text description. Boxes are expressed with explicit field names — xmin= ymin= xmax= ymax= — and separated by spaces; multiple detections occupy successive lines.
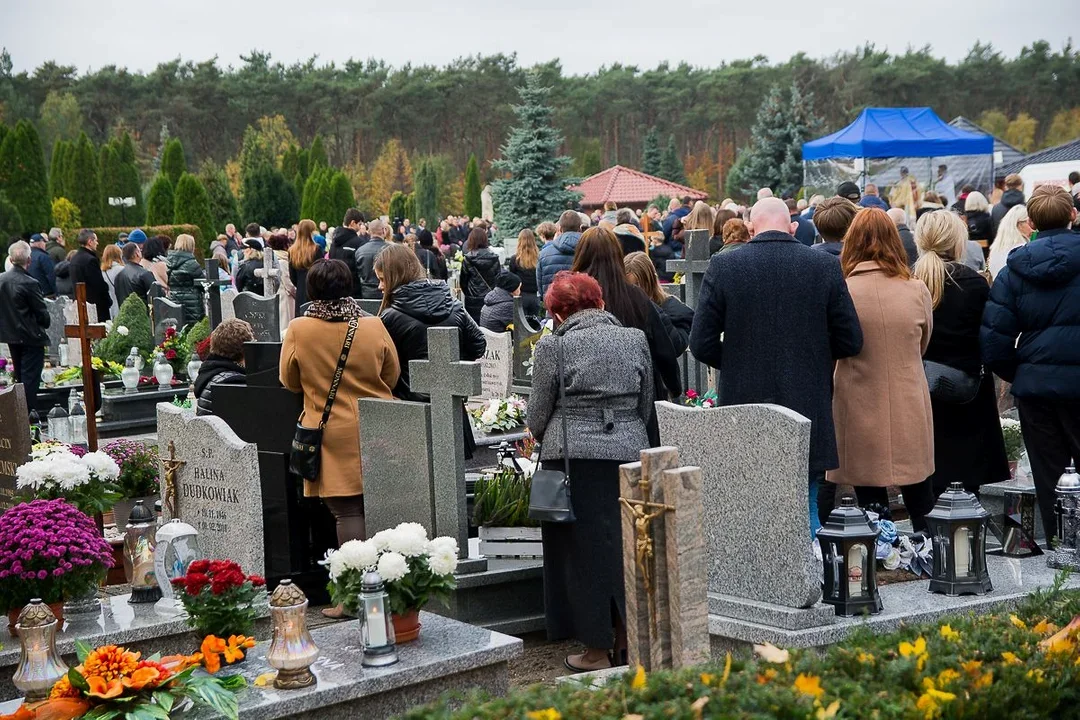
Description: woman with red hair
xmin=526 ymin=270 xmax=653 ymax=673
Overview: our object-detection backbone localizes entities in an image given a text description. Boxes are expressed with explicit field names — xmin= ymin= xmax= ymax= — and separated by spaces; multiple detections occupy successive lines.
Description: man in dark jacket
xmin=690 ymin=197 xmax=863 ymax=535
xmin=27 ymin=234 xmax=57 ymax=296
xmin=480 ymin=272 xmax=520 ymax=333
xmin=194 ymin=319 xmax=253 ymax=416
xmin=0 ymin=241 xmax=50 ymax=409
xmin=537 ymin=210 xmax=584 ymax=301
xmin=991 ymin=174 xmax=1026 ymax=238
xmin=45 ymin=228 xmax=67 ymax=264
xmin=114 ymin=243 xmax=156 ymax=309
xmin=811 ymin=196 xmax=857 ymax=258
xmin=662 ymin=196 xmax=692 ymax=246
xmin=329 ymin=208 xmax=367 ymax=297
xmin=887 ymin=208 xmax=919 ymax=268
xmin=787 ymin=198 xmax=817 ymax=246
xmin=981 ymin=185 xmax=1080 ymax=542
xmin=67 ymin=229 xmax=112 ymax=320
xmin=857 ymin=184 xmax=889 ymax=211
xmin=353 ymin=218 xmax=388 ymax=299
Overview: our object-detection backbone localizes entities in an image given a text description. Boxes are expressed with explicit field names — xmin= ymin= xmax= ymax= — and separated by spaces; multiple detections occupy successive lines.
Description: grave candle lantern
xmin=359 ymin=570 xmax=398 ymax=667
xmin=267 ymin=579 xmax=319 ymax=689
xmin=186 ymin=350 xmax=203 ymax=384
xmin=153 ymin=519 xmax=201 ymax=615
xmin=817 ymin=496 xmax=883 ymax=616
xmin=12 ymin=599 xmax=68 ymax=702
xmin=1050 ymin=464 xmax=1080 ymax=571
xmin=925 ymin=482 xmax=993 ymax=596
xmin=153 ymin=352 xmax=174 ymax=386
xmin=124 ymin=501 xmax=161 ymax=603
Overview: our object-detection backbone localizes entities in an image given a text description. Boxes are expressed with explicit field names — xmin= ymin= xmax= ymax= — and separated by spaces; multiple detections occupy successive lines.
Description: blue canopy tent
xmin=802 ymin=108 xmax=994 ymax=210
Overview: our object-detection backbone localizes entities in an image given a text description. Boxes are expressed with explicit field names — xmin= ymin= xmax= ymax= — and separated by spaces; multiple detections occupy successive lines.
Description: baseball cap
xmin=837 ymin=182 xmax=861 ymax=202
xmin=30 ymin=233 xmax=44 ymax=243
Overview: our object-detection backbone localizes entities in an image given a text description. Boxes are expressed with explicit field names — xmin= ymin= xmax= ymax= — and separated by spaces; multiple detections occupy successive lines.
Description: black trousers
xmin=1016 ymin=396 xmax=1080 ymax=541
xmin=818 ymin=478 xmax=936 ymax=533
xmin=9 ymin=343 xmax=44 ymax=412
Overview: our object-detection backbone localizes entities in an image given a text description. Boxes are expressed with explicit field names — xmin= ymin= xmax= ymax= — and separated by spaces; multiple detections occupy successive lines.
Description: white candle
xmin=954 ymin=527 xmax=970 ymax=576
xmin=366 ymin=603 xmax=387 ymax=647
xmin=847 ymin=545 xmax=865 ymax=596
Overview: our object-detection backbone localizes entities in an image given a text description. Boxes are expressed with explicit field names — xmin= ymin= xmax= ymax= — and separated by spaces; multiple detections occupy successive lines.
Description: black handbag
xmin=528 ymin=338 xmax=575 ymax=523
xmin=289 ymin=316 xmax=359 ymax=481
xmin=923 ymin=360 xmax=982 ymax=405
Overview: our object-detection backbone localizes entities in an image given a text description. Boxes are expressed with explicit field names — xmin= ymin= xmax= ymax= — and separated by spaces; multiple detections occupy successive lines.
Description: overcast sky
xmin=3 ymin=0 xmax=1075 ymax=76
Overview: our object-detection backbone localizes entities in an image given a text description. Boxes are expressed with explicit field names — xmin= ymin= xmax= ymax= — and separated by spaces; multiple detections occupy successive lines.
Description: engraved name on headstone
xmin=232 ymin=292 xmax=281 ymax=343
xmin=475 ymin=328 xmax=512 ymax=401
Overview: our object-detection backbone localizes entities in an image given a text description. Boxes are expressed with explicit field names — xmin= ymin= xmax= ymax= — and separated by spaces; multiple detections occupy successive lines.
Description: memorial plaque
xmin=475 ymin=328 xmax=512 ymax=401
xmin=157 ymin=404 xmax=264 ymax=576
xmin=0 ymin=385 xmax=30 ymax=513
xmin=232 ymin=292 xmax=281 ymax=342
xmin=152 ymin=296 xmax=185 ymax=346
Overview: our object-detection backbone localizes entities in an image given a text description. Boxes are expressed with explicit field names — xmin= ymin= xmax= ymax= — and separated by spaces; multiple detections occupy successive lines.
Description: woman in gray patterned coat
xmin=526 ymin=270 xmax=653 ymax=673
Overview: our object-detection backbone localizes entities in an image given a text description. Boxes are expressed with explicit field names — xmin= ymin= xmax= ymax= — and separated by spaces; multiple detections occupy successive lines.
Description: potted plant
xmin=470 ymin=396 xmax=527 ymax=434
xmin=16 ymin=443 xmax=121 ymax=517
xmin=324 ymin=522 xmax=458 ymax=642
xmin=0 ymin=499 xmax=115 ymax=634
xmin=171 ymin=559 xmax=265 ymax=639
xmin=102 ymin=439 xmax=160 ymax=527
xmin=473 ymin=466 xmax=542 ymax=559
xmin=1001 ymin=417 xmax=1025 ymax=479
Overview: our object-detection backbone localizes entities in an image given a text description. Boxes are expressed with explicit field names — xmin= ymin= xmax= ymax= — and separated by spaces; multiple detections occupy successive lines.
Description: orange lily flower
xmin=121 ymin=666 xmax=162 ymax=691
xmin=85 ymin=676 xmax=124 ymax=700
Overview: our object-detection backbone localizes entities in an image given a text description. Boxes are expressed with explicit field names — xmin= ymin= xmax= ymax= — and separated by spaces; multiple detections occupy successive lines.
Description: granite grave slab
xmin=511 ymin=296 xmax=543 ymax=389
xmin=0 ymin=385 xmax=30 ymax=513
xmin=232 ymin=291 xmax=281 ymax=342
xmin=152 ymin=296 xmax=185 ymax=345
xmin=665 ymin=229 xmax=710 ymax=395
xmin=360 ymin=398 xmax=436 ymax=535
xmin=474 ymin=328 xmax=513 ymax=401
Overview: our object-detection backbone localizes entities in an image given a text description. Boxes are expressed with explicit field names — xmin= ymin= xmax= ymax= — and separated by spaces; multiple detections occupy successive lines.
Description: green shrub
xmin=65 ymin=132 xmax=102 ymax=226
xmin=404 ymin=576 xmax=1080 ymax=720
xmin=86 ymin=224 xmax=204 ymax=250
xmin=95 ymin=292 xmax=153 ymax=365
xmin=173 ymin=172 xmax=215 ymax=252
xmin=183 ymin=317 xmax=210 ymax=359
xmin=0 ymin=121 xmax=51 ymax=231
xmin=50 ymin=197 xmax=81 ymax=239
xmin=464 ymin=153 xmax=482 ymax=219
xmin=145 ymin=175 xmax=174 ymax=227
xmin=160 ymin=138 xmax=187 ymax=187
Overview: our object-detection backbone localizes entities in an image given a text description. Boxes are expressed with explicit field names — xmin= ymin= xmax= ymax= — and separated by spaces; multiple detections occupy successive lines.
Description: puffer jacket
xmin=165 ymin=250 xmax=205 ymax=326
xmin=981 ymin=227 xmax=1080 ymax=400
xmin=537 ymin=232 xmax=581 ymax=301
xmin=379 ymin=280 xmax=486 ymax=401
xmin=479 ymin=287 xmax=515 ymax=333
xmin=459 ymin=248 xmax=501 ymax=320
xmin=194 ymin=355 xmax=246 ymax=416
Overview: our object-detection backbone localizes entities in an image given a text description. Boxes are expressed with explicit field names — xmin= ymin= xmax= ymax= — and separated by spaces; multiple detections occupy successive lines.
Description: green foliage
xmin=648 ymin=194 xmax=671 ymax=212
xmin=98 ymin=143 xmax=125 ymax=225
xmin=37 ymin=90 xmax=83 ymax=154
xmin=296 ymin=147 xmax=310 ymax=180
xmin=50 ymin=197 xmax=80 ymax=238
xmin=281 ymin=144 xmax=299 ymax=181
xmin=472 ymin=467 xmax=537 ymax=527
xmin=184 ymin=316 xmax=211 ymax=359
xmin=198 ymin=159 xmax=238 ymax=233
xmin=659 ymin=134 xmax=686 ymax=185
xmin=308 ymin=134 xmax=328 ymax=170
xmin=641 ymin=127 xmax=662 ymax=176
xmin=173 ymin=172 xmax=215 ymax=247
xmin=414 ymin=160 xmax=439 ymax=224
xmin=403 ymin=193 xmax=416 ymax=224
xmin=735 ymin=81 xmax=823 ymax=198
xmin=49 ymin=139 xmax=69 ymax=200
xmin=312 ymin=172 xmax=336 ymax=225
xmin=463 ymin=153 xmax=482 ymax=219
xmin=117 ymin=132 xmax=144 ymax=225
xmin=388 ymin=190 xmax=407 ymax=222
xmin=328 ymin=171 xmax=355 ymax=225
xmin=117 ymin=131 xmax=137 ymax=166
xmin=95 ymin=292 xmax=153 ymax=365
xmin=0 ymin=190 xmax=23 ymax=241
xmin=491 ymin=71 xmax=580 ymax=239
xmin=160 ymin=137 xmax=187 ymax=187
xmin=0 ymin=120 xmax=51 ymax=231
xmin=300 ymin=167 xmax=324 ymax=221
xmin=405 ymin=577 xmax=1080 ymax=720
xmin=64 ymin=132 xmax=102 ymax=226
xmin=89 ymin=224 xmax=203 ymax=247
xmin=240 ymin=159 xmax=298 ymax=228
xmin=145 ymin=175 xmax=175 ymax=227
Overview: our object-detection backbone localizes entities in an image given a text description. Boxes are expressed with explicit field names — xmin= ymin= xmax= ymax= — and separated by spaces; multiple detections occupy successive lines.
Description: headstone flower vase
xmin=1050 ymin=464 xmax=1080 ymax=571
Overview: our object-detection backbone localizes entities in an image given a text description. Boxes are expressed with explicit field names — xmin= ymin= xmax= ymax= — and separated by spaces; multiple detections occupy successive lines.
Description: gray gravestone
xmin=152 ymin=296 xmax=185 ymax=346
xmin=232 ymin=292 xmax=281 ymax=342
xmin=359 ymin=398 xmax=436 ymax=535
xmin=0 ymin=385 xmax=31 ymax=513
xmin=657 ymin=401 xmax=825 ymax=625
xmin=511 ymin=296 xmax=542 ymax=386
xmin=666 ymin=229 xmax=710 ymax=395
xmin=157 ymin=404 xmax=264 ymax=576
xmin=147 ymin=283 xmax=166 ymax=303
xmin=358 ymin=299 xmax=383 ymax=316
xmin=409 ymin=327 xmax=485 ymax=572
xmin=61 ymin=300 xmax=103 ymax=368
xmin=199 ymin=258 xmax=233 ymax=330
xmin=475 ymin=328 xmax=513 ymax=401
xmin=44 ymin=297 xmax=68 ymax=361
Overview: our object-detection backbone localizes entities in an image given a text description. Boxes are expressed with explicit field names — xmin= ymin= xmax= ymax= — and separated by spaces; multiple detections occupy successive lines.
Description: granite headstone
xmin=44 ymin=297 xmax=67 ymax=361
xmin=232 ymin=291 xmax=281 ymax=342
xmin=475 ymin=328 xmax=512 ymax=401
xmin=0 ymin=385 xmax=31 ymax=513
xmin=157 ymin=404 xmax=264 ymax=577
xmin=511 ymin=297 xmax=542 ymax=387
xmin=360 ymin=398 xmax=436 ymax=535
xmin=152 ymin=296 xmax=184 ymax=346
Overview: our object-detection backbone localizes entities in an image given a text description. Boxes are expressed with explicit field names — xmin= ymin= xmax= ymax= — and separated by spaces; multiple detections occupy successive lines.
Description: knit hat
xmin=836 ymin=182 xmax=861 ymax=202
xmin=495 ymin=271 xmax=521 ymax=293
xmin=127 ymin=228 xmax=147 ymax=244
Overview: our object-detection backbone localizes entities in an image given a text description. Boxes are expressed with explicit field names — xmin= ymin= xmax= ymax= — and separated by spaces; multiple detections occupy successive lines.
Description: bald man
xmin=689 ymin=197 xmax=863 ymax=537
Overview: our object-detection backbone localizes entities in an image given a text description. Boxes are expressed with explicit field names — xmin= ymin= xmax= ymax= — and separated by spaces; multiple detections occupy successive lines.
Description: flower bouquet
xmin=171 ymin=559 xmax=266 ymax=638
xmin=471 ymin=396 xmax=527 ymax=433
xmin=53 ymin=357 xmax=124 ymax=385
xmin=1001 ymin=417 xmax=1025 ymax=478
xmin=0 ymin=357 xmax=11 ymax=386
xmin=101 ymin=439 xmax=160 ymax=527
xmin=0 ymin=500 xmax=114 ymax=626
xmin=324 ymin=523 xmax=458 ymax=641
xmin=684 ymin=388 xmax=718 ymax=408
xmin=16 ymin=446 xmax=121 ymax=517
xmin=155 ymin=326 xmax=191 ymax=377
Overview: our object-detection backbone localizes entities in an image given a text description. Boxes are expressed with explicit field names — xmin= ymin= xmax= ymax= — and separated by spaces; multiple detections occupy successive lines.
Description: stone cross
xmin=409 ymin=327 xmax=484 ymax=570
xmin=620 ymin=445 xmax=708 ymax=671
xmin=63 ymin=283 xmax=108 ymax=451
xmin=254 ymin=249 xmax=280 ymax=298
xmin=199 ymin=258 xmax=233 ymax=329
xmin=665 ymin=228 xmax=711 ymax=395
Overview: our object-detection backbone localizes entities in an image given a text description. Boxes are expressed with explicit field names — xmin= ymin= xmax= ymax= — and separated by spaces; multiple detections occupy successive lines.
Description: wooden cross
xmin=63 ymin=283 xmax=108 ymax=451
xmin=253 ymin=249 xmax=280 ymax=298
xmin=199 ymin=258 xmax=233 ymax=329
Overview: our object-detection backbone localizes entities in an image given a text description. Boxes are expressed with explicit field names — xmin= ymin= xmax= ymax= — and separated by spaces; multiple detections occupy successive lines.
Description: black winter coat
xmin=194 ymin=356 xmax=246 ymax=416
xmin=328 ymin=227 xmax=366 ymax=297
xmin=966 ymin=211 xmax=993 ymax=243
xmin=68 ymin=247 xmax=112 ymax=320
xmin=27 ymin=247 xmax=56 ymax=296
xmin=165 ymin=250 xmax=205 ymax=325
xmin=114 ymin=262 xmax=155 ymax=309
xmin=416 ymin=246 xmax=447 ymax=280
xmin=234 ymin=259 xmax=262 ymax=295
xmin=689 ymin=231 xmax=863 ymax=472
xmin=991 ymin=188 xmax=1025 ymax=238
xmin=649 ymin=242 xmax=676 ymax=282
xmin=508 ymin=257 xmax=538 ymax=296
xmin=460 ymin=249 xmax=502 ymax=321
xmin=289 ymin=247 xmax=325 ymax=315
xmin=0 ymin=266 xmax=49 ymax=346
xmin=660 ymin=295 xmax=693 ymax=354
xmin=924 ymin=264 xmax=1009 ymax=493
xmin=981 ymin=227 xmax=1080 ymax=400
xmin=480 ymin=287 xmax=515 ymax=333
xmin=54 ymin=260 xmax=73 ymax=297
xmin=379 ymin=280 xmax=486 ymax=401
xmin=353 ymin=239 xmax=388 ymax=299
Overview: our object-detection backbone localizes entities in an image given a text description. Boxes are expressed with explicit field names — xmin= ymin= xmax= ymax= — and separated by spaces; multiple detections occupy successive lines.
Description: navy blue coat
xmin=689 ymin=231 xmax=863 ymax=472
xmin=792 ymin=214 xmax=817 ymax=246
xmin=27 ymin=246 xmax=56 ymax=296
xmin=980 ymin=227 xmax=1080 ymax=400
xmin=537 ymin=232 xmax=580 ymax=302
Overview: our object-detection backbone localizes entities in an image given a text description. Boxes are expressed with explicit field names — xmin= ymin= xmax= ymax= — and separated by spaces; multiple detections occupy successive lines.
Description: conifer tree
xmin=281 ymin=145 xmax=299 ymax=182
xmin=117 ymin=131 xmax=137 ymax=166
xmin=414 ymin=160 xmax=439 ymax=224
xmin=736 ymin=81 xmax=823 ymax=197
xmin=116 ymin=131 xmax=143 ymax=224
xmin=300 ymin=168 xmax=322 ymax=220
xmin=312 ymin=173 xmax=336 ymax=225
xmin=329 ymin=172 xmax=354 ymax=224
xmin=173 ymin=172 xmax=215 ymax=245
xmin=65 ymin=132 xmax=103 ymax=226
xmin=403 ymin=193 xmax=416 ymax=223
xmin=642 ymin=128 xmax=662 ymax=176
xmin=0 ymin=191 xmax=23 ymax=240
xmin=99 ymin=143 xmax=125 ymax=225
xmin=491 ymin=71 xmax=580 ymax=239
xmin=308 ymin=135 xmax=328 ymax=171
xmin=145 ymin=175 xmax=174 ymax=227
xmin=0 ymin=121 xmax=51 ymax=231
xmin=160 ymin=138 xmax=187 ymax=187
xmin=659 ymin=134 xmax=686 ymax=185
xmin=388 ymin=191 xmax=407 ymax=223
xmin=464 ymin=153 xmax=482 ymax=219
xmin=238 ymin=125 xmax=299 ymax=228
xmin=49 ymin=139 xmax=68 ymax=200
xmin=296 ymin=148 xmax=310 ymax=180
xmin=198 ymin=160 xmax=238 ymax=233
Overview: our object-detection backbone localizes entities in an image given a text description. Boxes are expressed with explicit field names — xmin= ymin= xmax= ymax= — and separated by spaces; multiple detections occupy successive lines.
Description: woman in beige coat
xmin=823 ymin=209 xmax=936 ymax=532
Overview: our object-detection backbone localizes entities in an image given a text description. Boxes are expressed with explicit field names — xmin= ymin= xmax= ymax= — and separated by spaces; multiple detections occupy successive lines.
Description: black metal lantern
xmin=1049 ymin=464 xmax=1080 ymax=571
xmin=925 ymin=482 xmax=993 ymax=596
xmin=818 ymin=496 xmax=882 ymax=616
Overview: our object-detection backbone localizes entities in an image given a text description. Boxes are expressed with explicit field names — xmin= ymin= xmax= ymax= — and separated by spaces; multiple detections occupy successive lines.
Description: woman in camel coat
xmin=821 ymin=209 xmax=936 ymax=532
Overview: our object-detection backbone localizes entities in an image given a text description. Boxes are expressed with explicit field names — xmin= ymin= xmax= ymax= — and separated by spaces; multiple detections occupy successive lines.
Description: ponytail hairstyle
xmin=912 ymin=210 xmax=967 ymax=309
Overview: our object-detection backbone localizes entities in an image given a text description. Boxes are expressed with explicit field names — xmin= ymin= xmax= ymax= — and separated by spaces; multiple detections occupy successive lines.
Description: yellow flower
xmin=1001 ymin=652 xmax=1022 ymax=665
xmin=526 ymin=710 xmax=562 ymax=720
xmin=756 ymin=668 xmax=778 ymax=684
xmin=1026 ymin=669 xmax=1045 ymax=684
xmin=856 ymin=651 xmax=875 ymax=664
xmin=960 ymin=660 xmax=983 ymax=675
xmin=699 ymin=673 xmax=714 ymax=686
xmin=900 ymin=636 xmax=927 ymax=657
xmin=630 ymin=665 xmax=646 ymax=690
xmin=939 ymin=625 xmax=960 ymax=641
xmin=1045 ymin=635 xmax=1076 ymax=657
xmin=936 ymin=668 xmax=961 ymax=686
xmin=1010 ymin=614 xmax=1028 ymax=631
xmin=916 ymin=686 xmax=957 ymax=719
xmin=1033 ymin=618 xmax=1058 ymax=635
xmin=254 ymin=672 xmax=277 ymax=687
xmin=974 ymin=670 xmax=994 ymax=689
xmin=720 ymin=652 xmax=732 ymax=686
xmin=816 ymin=700 xmax=841 ymax=720
xmin=793 ymin=673 xmax=825 ymax=700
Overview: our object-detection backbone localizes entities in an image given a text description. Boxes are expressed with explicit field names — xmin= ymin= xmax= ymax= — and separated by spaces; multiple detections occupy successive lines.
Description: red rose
xmin=165 ymin=349 xmax=177 ymax=360
xmin=170 ymin=577 xmax=186 ymax=589
xmin=165 ymin=327 xmax=177 ymax=339
xmin=183 ymin=572 xmax=210 ymax=595
xmin=187 ymin=559 xmax=210 ymax=574
xmin=248 ymin=575 xmax=265 ymax=587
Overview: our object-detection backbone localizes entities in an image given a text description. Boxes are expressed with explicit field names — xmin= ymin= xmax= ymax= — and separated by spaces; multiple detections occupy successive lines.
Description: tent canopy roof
xmin=803 ymin=107 xmax=994 ymax=160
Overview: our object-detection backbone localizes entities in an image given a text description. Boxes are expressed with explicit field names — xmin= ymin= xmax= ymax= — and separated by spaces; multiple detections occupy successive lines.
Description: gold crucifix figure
xmin=161 ymin=441 xmax=185 ymax=518
xmin=619 ymin=476 xmax=674 ymax=630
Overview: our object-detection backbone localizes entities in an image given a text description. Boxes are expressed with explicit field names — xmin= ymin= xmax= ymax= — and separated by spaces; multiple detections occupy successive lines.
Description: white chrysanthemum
xmin=326 ymin=549 xmax=347 ymax=581
xmin=427 ymin=536 xmax=458 ymax=558
xmin=15 ymin=460 xmax=50 ymax=490
xmin=427 ymin=548 xmax=458 ymax=576
xmin=51 ymin=456 xmax=91 ymax=491
xmin=82 ymin=451 xmax=120 ymax=481
xmin=377 ymin=551 xmax=408 ymax=582
xmin=1000 ymin=418 xmax=1021 ymax=429
xmin=338 ymin=539 xmax=378 ymax=571
xmin=117 ymin=325 xmax=129 ymax=336
xmin=371 ymin=529 xmax=396 ymax=552
xmin=395 ymin=522 xmax=430 ymax=541
xmin=386 ymin=528 xmax=428 ymax=558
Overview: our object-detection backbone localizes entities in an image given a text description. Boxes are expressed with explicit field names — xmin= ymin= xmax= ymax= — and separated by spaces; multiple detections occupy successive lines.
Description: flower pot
xmin=392 ymin=609 xmax=422 ymax=643
xmin=1008 ymin=460 xmax=1018 ymax=480
xmin=7 ymin=602 xmax=65 ymax=638
xmin=112 ymin=495 xmax=158 ymax=530
xmin=62 ymin=587 xmax=101 ymax=616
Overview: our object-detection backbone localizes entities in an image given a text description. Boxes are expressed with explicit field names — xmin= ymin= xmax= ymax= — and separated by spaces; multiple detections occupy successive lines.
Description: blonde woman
xmin=99 ymin=243 xmax=124 ymax=317
xmin=674 ymin=201 xmax=714 ymax=250
xmin=288 ymin=219 xmax=324 ymax=315
xmin=509 ymin=228 xmax=540 ymax=316
xmin=988 ymin=204 xmax=1032 ymax=280
xmin=913 ymin=211 xmax=1009 ymax=497
xmin=165 ymin=234 xmax=205 ymax=325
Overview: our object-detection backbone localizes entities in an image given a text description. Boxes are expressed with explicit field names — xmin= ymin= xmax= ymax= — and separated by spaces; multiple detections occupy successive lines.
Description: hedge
xmin=405 ymin=575 xmax=1080 ymax=720
xmin=71 ymin=224 xmax=205 ymax=252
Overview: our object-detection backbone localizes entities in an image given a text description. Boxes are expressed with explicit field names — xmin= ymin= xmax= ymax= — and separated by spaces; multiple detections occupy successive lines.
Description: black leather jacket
xmin=0 ymin=266 xmax=50 ymax=345
xmin=193 ymin=356 xmax=246 ymax=416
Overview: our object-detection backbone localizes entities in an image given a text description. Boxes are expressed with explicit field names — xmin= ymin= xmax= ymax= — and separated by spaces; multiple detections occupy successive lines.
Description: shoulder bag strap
xmin=318 ymin=317 xmax=359 ymax=430
xmin=556 ymin=337 xmax=571 ymax=486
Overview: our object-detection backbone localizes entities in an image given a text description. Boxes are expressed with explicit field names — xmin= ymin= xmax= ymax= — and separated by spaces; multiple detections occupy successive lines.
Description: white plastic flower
xmin=117 ymin=325 xmax=130 ymax=336
xmin=427 ymin=548 xmax=458 ymax=576
xmin=82 ymin=451 xmax=120 ymax=481
xmin=338 ymin=539 xmax=378 ymax=571
xmin=377 ymin=551 xmax=409 ymax=582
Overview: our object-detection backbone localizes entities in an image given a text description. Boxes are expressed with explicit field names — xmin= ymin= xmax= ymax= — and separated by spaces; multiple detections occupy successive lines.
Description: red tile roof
xmin=570 ymin=165 xmax=708 ymax=208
